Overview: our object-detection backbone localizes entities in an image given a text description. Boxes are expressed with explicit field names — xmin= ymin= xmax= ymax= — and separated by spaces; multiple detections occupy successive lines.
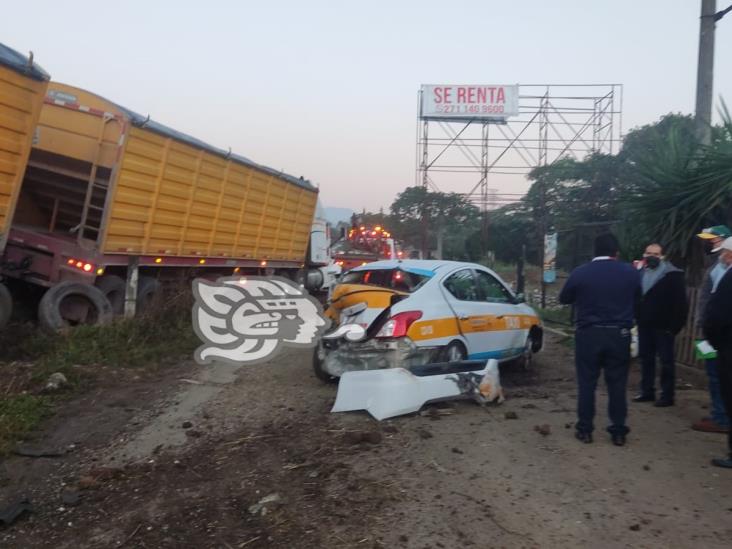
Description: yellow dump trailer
xmin=11 ymin=81 xmax=318 ymax=265
xmin=0 ymin=44 xmax=49 ymax=252
xmin=2 ymin=80 xmax=326 ymax=332
xmin=104 ymin=124 xmax=318 ymax=261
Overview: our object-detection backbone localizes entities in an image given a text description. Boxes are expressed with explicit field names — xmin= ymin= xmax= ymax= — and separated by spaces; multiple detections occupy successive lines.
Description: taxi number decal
xmin=420 ymin=325 xmax=434 ymax=336
xmin=505 ymin=316 xmax=521 ymax=330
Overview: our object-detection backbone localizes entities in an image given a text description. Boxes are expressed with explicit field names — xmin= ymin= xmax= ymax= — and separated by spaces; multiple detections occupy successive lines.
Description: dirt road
xmin=1 ymin=332 xmax=731 ymax=548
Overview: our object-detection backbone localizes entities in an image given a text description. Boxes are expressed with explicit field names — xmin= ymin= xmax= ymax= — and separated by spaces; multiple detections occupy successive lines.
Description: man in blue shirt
xmin=559 ymin=233 xmax=642 ymax=446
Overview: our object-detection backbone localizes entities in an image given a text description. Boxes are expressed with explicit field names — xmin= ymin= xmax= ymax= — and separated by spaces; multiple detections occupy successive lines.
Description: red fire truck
xmin=330 ymin=222 xmax=401 ymax=272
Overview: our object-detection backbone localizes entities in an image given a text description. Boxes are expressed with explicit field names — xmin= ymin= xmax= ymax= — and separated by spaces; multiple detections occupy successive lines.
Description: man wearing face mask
xmin=692 ymin=225 xmax=732 ymax=434
xmin=633 ymin=243 xmax=688 ymax=406
xmin=702 ymin=236 xmax=732 ymax=468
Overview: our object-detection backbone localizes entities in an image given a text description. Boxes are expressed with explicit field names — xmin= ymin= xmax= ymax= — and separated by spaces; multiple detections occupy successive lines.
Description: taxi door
xmin=441 ymin=268 xmax=492 ymax=357
xmin=472 ymin=269 xmax=526 ymax=356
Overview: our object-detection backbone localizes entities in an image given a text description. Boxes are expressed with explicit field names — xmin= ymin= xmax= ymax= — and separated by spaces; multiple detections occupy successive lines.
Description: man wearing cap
xmin=559 ymin=233 xmax=642 ymax=446
xmin=702 ymin=236 xmax=732 ymax=468
xmin=633 ymin=243 xmax=688 ymax=407
xmin=693 ymin=225 xmax=732 ymax=434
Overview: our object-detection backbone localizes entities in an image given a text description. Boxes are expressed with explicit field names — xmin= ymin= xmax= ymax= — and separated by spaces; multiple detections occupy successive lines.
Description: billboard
xmin=420 ymin=84 xmax=519 ymax=121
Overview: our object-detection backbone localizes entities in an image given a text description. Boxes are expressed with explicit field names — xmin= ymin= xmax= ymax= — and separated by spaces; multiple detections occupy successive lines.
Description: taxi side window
xmin=475 ymin=271 xmax=513 ymax=304
xmin=443 ymin=269 xmax=480 ymax=301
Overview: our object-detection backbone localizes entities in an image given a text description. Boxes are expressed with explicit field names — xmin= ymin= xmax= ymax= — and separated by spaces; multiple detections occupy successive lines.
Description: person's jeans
xmin=575 ymin=326 xmax=632 ymax=435
xmin=638 ymin=326 xmax=676 ymax=401
xmin=705 ymin=358 xmax=730 ymax=427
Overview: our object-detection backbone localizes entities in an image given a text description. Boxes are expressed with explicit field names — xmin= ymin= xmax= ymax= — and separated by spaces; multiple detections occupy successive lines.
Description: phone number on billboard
xmin=434 ymin=105 xmax=505 ymax=114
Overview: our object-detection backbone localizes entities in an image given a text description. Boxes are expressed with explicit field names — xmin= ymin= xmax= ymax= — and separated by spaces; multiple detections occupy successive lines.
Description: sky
xmin=3 ymin=0 xmax=731 ymax=214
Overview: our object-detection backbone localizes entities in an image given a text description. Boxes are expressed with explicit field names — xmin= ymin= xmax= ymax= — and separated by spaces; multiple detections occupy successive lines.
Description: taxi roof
xmin=349 ymin=259 xmax=486 ymax=276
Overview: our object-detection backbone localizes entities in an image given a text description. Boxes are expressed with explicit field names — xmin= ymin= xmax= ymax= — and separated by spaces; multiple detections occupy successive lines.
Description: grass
xmin=0 ymin=286 xmax=199 ymax=454
xmin=0 ymin=395 xmax=52 ymax=455
xmin=537 ymin=306 xmax=573 ymax=328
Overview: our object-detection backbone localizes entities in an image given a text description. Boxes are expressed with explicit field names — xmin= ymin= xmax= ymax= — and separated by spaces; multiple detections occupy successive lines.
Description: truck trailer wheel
xmin=95 ymin=275 xmax=126 ymax=316
xmin=136 ymin=276 xmax=161 ymax=315
xmin=0 ymin=283 xmax=12 ymax=330
xmin=38 ymin=281 xmax=113 ymax=334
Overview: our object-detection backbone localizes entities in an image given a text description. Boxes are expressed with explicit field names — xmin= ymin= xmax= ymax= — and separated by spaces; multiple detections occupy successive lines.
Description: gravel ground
xmin=1 ymin=332 xmax=731 ymax=548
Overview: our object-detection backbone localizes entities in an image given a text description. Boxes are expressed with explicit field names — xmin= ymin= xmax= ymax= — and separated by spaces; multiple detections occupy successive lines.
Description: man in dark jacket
xmin=633 ymin=243 xmax=688 ymax=407
xmin=559 ymin=233 xmax=642 ymax=446
xmin=702 ymin=237 xmax=732 ymax=469
xmin=692 ymin=225 xmax=732 ymax=433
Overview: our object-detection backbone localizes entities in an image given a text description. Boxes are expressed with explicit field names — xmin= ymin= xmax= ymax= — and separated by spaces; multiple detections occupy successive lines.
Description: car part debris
xmin=331 ymin=358 xmax=504 ymax=421
xmin=0 ymin=498 xmax=32 ymax=526
xmin=44 ymin=372 xmax=68 ymax=392
xmin=248 ymin=493 xmax=283 ymax=516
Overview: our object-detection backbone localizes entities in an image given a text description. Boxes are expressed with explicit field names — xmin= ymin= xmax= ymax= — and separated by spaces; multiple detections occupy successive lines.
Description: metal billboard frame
xmin=415 ymin=84 xmax=623 ymax=212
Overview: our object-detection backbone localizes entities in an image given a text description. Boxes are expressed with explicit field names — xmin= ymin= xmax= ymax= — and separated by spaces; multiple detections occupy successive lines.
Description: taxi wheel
xmin=442 ymin=341 xmax=467 ymax=363
xmin=517 ymin=336 xmax=534 ymax=370
xmin=312 ymin=345 xmax=337 ymax=384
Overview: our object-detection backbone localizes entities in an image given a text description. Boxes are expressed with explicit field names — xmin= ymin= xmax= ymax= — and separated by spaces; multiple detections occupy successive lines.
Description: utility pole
xmin=694 ymin=1 xmax=732 ymax=145
xmin=695 ymin=0 xmax=717 ymax=145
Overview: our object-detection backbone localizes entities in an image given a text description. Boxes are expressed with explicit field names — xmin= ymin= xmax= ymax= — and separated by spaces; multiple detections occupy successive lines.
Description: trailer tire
xmin=38 ymin=281 xmax=113 ymax=334
xmin=0 ymin=283 xmax=12 ymax=330
xmin=95 ymin=275 xmax=126 ymax=316
xmin=136 ymin=276 xmax=161 ymax=315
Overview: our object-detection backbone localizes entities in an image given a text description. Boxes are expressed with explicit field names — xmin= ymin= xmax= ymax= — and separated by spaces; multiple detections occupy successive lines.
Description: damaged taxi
xmin=313 ymin=259 xmax=543 ymax=382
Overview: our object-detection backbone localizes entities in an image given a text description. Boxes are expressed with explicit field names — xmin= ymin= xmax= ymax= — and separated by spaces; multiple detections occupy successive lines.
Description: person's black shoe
xmin=632 ymin=394 xmax=655 ymax=403
xmin=611 ymin=433 xmax=626 ymax=446
xmin=654 ymin=399 xmax=674 ymax=407
xmin=575 ymin=431 xmax=593 ymax=444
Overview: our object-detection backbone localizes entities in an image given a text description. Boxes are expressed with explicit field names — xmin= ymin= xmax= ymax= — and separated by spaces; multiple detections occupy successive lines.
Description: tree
xmin=479 ymin=203 xmax=539 ymax=264
xmin=624 ymin=101 xmax=732 ymax=275
xmin=390 ymin=186 xmax=481 ymax=260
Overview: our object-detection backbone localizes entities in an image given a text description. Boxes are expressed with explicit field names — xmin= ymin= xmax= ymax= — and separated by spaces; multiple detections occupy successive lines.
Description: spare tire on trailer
xmin=38 ymin=281 xmax=113 ymax=334
xmin=95 ymin=274 xmax=126 ymax=316
xmin=0 ymin=283 xmax=12 ymax=330
xmin=136 ymin=276 xmax=161 ymax=316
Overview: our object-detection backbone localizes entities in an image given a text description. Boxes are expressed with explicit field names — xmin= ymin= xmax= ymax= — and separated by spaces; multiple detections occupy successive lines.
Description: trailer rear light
xmin=155 ymin=257 xmax=163 ymax=263
xmin=233 ymin=267 xmax=240 ymax=273
xmin=375 ymin=311 xmax=422 ymax=339
xmin=199 ymin=259 xmax=206 ymax=264
xmin=260 ymin=260 xmax=267 ymax=266
xmin=65 ymin=257 xmax=96 ymax=274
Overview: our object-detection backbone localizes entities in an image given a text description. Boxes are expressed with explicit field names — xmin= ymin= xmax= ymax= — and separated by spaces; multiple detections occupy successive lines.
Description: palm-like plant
xmin=626 ymin=100 xmax=732 ymax=274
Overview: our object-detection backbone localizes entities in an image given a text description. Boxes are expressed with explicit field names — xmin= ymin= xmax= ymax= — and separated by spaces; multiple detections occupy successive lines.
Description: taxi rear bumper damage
xmin=317 ymin=336 xmax=441 ymax=378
